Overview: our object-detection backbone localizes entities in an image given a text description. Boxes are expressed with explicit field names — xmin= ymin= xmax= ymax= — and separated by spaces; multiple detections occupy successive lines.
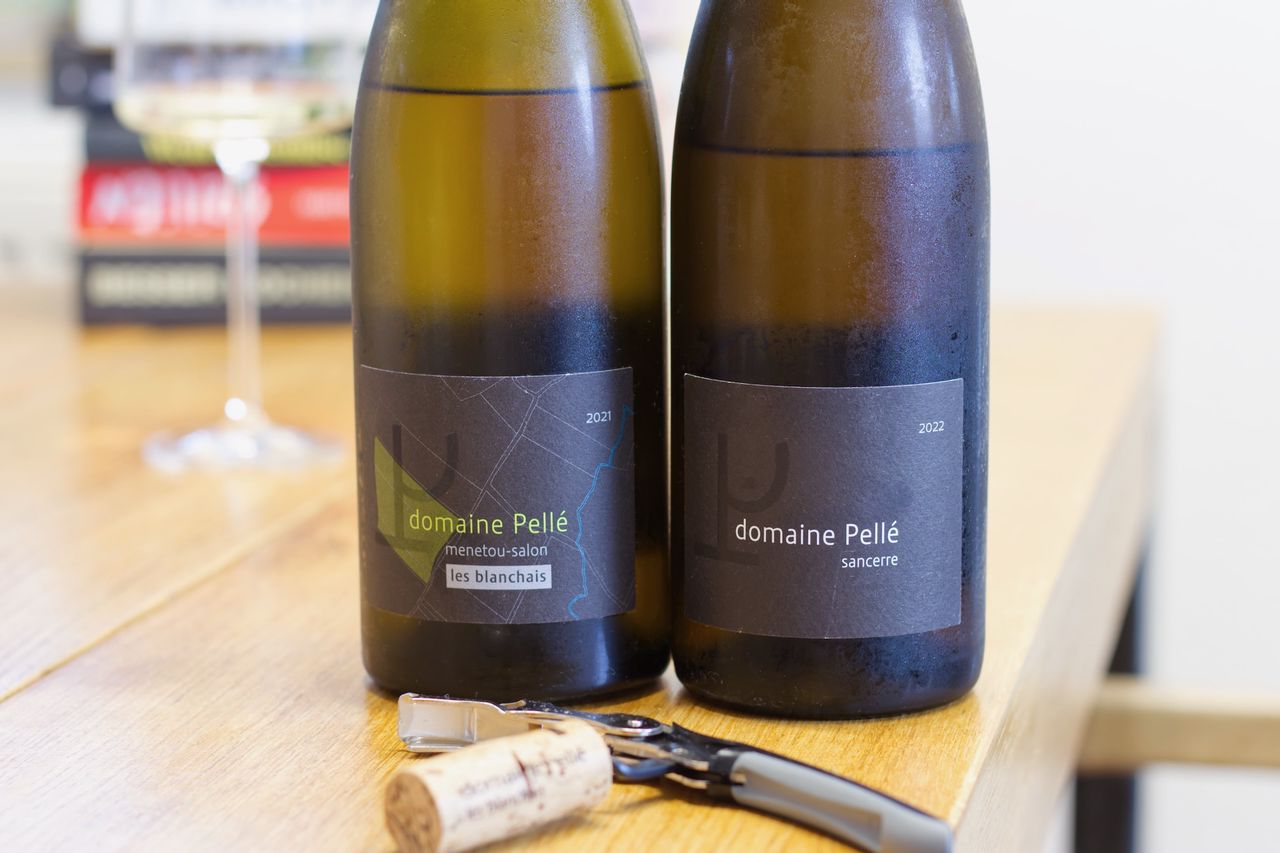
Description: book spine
xmin=79 ymin=248 xmax=352 ymax=326
xmin=78 ymin=163 xmax=351 ymax=248
xmin=49 ymin=32 xmax=114 ymax=111
xmin=84 ymin=112 xmax=353 ymax=166
xmin=83 ymin=112 xmax=148 ymax=162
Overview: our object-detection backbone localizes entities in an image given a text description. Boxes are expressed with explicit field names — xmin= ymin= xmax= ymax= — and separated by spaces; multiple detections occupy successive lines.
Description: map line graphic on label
xmin=568 ymin=405 xmax=633 ymax=620
xmin=363 ymin=366 xmax=637 ymax=625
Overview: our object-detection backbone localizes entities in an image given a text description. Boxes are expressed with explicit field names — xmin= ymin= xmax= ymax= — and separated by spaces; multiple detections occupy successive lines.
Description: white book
xmin=76 ymin=0 xmax=379 ymax=48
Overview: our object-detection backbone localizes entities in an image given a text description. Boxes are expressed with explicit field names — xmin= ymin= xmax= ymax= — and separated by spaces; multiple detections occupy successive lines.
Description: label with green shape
xmin=359 ymin=365 xmax=636 ymax=625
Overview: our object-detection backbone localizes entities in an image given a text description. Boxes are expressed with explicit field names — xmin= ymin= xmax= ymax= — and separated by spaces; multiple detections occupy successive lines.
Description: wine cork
xmin=385 ymin=720 xmax=614 ymax=853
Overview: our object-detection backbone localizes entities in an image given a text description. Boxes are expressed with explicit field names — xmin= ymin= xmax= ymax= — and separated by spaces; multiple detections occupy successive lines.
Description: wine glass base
xmin=143 ymin=419 xmax=342 ymax=474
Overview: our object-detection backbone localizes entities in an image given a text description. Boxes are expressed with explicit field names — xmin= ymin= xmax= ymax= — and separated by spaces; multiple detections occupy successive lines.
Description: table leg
xmin=1073 ymin=557 xmax=1145 ymax=853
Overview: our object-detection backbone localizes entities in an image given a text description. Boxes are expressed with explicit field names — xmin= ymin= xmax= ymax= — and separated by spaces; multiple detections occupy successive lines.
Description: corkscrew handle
xmin=715 ymin=751 xmax=952 ymax=853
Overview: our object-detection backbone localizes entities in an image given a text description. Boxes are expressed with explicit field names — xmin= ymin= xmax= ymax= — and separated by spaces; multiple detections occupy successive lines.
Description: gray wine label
xmin=358 ymin=365 xmax=636 ymax=624
xmin=684 ymin=375 xmax=963 ymax=639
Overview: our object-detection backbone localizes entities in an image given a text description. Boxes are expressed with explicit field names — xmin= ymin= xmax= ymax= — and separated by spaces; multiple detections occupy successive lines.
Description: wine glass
xmin=112 ymin=0 xmax=372 ymax=472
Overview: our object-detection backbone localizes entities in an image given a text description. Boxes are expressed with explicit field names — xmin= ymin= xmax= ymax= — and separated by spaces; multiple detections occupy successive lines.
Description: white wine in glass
xmin=112 ymin=0 xmax=372 ymax=472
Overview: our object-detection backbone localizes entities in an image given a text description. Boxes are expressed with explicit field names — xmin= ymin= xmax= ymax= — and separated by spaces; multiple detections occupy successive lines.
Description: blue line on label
xmin=567 ymin=405 xmax=633 ymax=620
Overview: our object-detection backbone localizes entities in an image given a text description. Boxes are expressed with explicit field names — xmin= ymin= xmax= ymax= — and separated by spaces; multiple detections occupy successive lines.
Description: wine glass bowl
xmin=111 ymin=0 xmax=371 ymax=472
xmin=115 ymin=48 xmax=361 ymax=143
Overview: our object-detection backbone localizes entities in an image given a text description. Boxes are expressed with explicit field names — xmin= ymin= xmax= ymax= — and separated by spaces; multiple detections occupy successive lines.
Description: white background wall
xmin=963 ymin=1 xmax=1280 ymax=848
xmin=1 ymin=0 xmax=1277 ymax=849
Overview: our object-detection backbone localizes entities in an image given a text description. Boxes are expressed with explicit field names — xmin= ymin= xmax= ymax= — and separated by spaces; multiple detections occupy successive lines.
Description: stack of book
xmin=51 ymin=25 xmax=352 ymax=325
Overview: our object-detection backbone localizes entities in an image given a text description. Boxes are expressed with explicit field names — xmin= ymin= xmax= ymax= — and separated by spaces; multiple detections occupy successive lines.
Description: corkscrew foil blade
xmin=397 ymin=694 xmax=666 ymax=753
xmin=398 ymin=695 xmax=535 ymax=752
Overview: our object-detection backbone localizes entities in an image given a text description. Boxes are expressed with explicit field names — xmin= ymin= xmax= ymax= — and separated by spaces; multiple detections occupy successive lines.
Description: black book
xmin=49 ymin=30 xmax=114 ymax=112
xmin=79 ymin=247 xmax=352 ymax=326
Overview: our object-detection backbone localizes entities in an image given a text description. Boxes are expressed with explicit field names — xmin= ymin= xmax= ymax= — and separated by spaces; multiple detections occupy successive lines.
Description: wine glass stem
xmin=214 ymin=138 xmax=271 ymax=428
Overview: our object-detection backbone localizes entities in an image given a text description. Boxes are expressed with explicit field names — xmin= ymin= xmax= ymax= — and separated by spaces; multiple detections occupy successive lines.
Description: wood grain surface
xmin=0 ymin=290 xmax=1159 ymax=852
xmin=0 ymin=288 xmax=352 ymax=700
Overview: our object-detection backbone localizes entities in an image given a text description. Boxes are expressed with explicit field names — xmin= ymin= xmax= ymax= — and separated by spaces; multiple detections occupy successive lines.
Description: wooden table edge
xmin=953 ymin=346 xmax=1158 ymax=850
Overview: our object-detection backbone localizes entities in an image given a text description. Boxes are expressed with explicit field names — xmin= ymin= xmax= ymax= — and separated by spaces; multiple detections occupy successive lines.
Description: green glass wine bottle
xmin=350 ymin=0 xmax=668 ymax=701
xmin=671 ymin=0 xmax=990 ymax=717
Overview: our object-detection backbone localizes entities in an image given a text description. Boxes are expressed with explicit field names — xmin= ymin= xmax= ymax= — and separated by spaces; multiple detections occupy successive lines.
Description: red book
xmin=78 ymin=163 xmax=350 ymax=248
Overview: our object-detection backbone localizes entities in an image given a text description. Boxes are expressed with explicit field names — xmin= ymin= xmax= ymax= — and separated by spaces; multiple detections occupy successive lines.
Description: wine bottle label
xmin=683 ymin=375 xmax=964 ymax=639
xmin=358 ymin=366 xmax=636 ymax=624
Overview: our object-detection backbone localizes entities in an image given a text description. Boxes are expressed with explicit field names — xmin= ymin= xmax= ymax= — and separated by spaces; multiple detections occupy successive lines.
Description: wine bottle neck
xmin=362 ymin=0 xmax=648 ymax=93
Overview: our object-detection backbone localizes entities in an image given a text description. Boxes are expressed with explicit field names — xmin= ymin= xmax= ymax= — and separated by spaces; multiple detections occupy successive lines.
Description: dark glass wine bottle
xmin=671 ymin=0 xmax=989 ymax=717
xmin=351 ymin=0 xmax=668 ymax=701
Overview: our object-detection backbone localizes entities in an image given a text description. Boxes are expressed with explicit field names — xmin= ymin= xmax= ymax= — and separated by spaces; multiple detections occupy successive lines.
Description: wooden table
xmin=0 ymin=286 xmax=1158 ymax=852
